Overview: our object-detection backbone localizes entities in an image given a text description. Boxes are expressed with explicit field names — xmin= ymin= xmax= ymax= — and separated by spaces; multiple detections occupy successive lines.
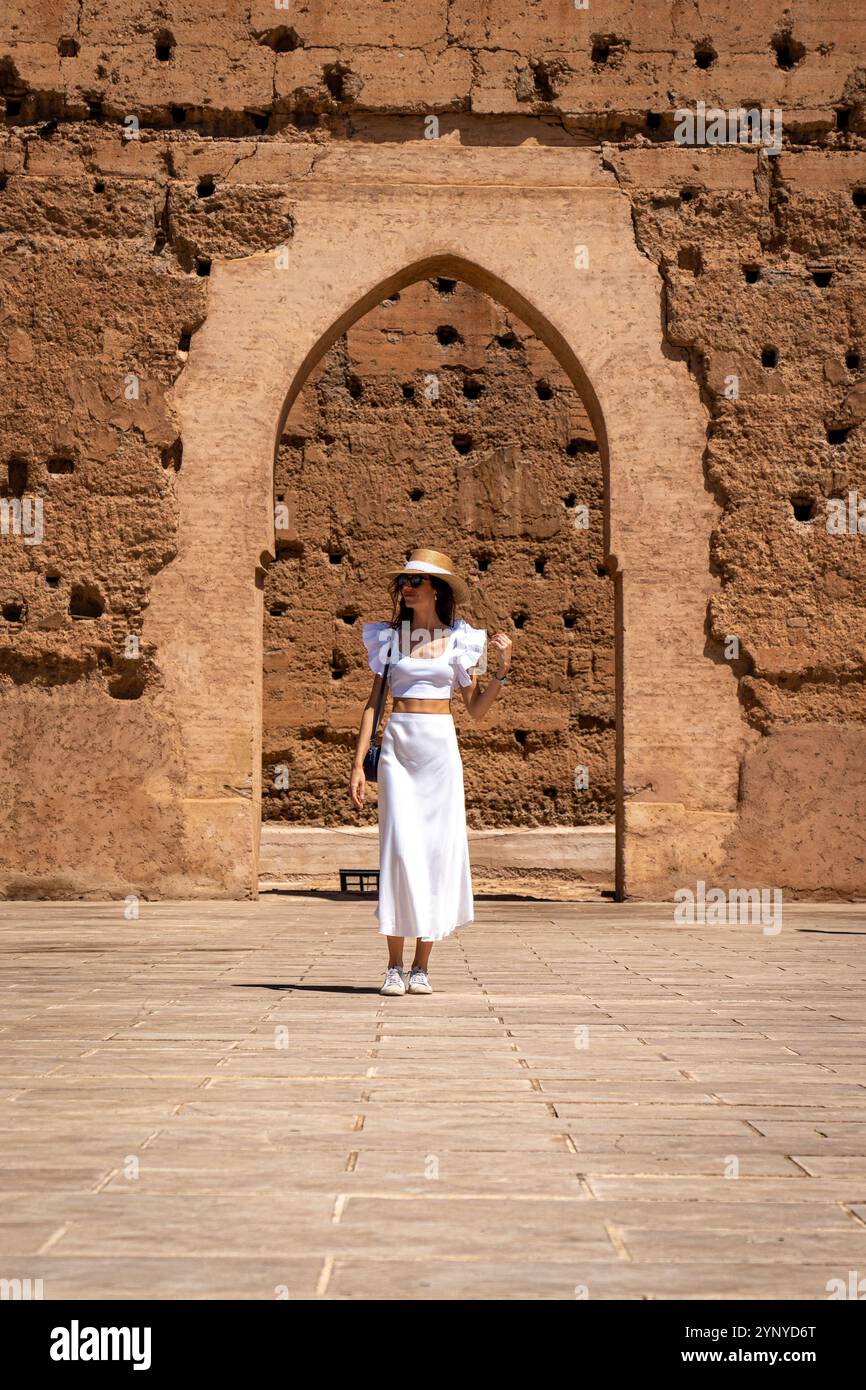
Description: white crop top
xmin=362 ymin=617 xmax=487 ymax=699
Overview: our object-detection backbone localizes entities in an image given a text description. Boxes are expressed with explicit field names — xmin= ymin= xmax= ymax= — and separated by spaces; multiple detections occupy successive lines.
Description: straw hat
xmin=385 ymin=547 xmax=470 ymax=605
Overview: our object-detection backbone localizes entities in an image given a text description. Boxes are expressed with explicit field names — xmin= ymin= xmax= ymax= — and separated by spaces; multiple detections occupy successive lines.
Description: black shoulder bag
xmin=362 ymin=642 xmax=393 ymax=782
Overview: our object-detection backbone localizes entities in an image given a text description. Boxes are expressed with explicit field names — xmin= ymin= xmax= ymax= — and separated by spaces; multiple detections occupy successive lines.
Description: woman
xmin=349 ymin=548 xmax=513 ymax=996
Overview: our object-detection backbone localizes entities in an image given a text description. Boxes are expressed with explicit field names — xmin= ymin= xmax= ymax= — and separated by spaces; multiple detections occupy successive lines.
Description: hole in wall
xmin=155 ymin=30 xmax=175 ymax=61
xmin=109 ymin=673 xmax=146 ymax=699
xmin=536 ymin=379 xmax=554 ymax=401
xmin=463 ymin=378 xmax=484 ymax=400
xmin=409 ymin=487 xmax=424 ymax=501
xmin=5 ymin=457 xmax=27 ymax=496
xmin=58 ymin=37 xmax=79 ymax=57
xmin=255 ymin=26 xmax=303 ymax=52
xmin=476 ymin=554 xmax=492 ymax=572
xmin=853 ymin=187 xmax=866 ymax=209
xmin=195 ymin=257 xmax=211 ymax=277
xmin=496 ymin=330 xmax=518 ymax=348
xmin=535 ymin=556 xmax=547 ymax=575
xmin=170 ymin=105 xmax=187 ymax=124
xmin=323 ymin=62 xmax=353 ymax=103
xmin=436 ymin=324 xmax=460 ymax=346
xmin=677 ymin=245 xmax=703 ymax=275
xmin=196 ymin=176 xmax=215 ymax=198
xmin=790 ymin=495 xmax=817 ymax=522
xmin=328 ymin=551 xmax=344 ymax=564
xmin=761 ymin=347 xmax=779 ymax=368
xmin=694 ymin=42 xmax=717 ymax=69
xmin=513 ymin=612 xmax=528 ymax=629
xmin=69 ymin=583 xmax=104 ymax=619
xmin=743 ymin=264 xmax=761 ymax=283
xmin=845 ymin=350 xmax=861 ymax=370
xmin=161 ymin=440 xmax=182 ymax=471
xmin=2 ymin=601 xmax=24 ymax=623
xmin=811 ymin=268 xmax=833 ymax=287
xmin=772 ymin=31 xmax=806 ymax=70
xmin=530 ymin=60 xmax=558 ymax=103
xmin=47 ymin=454 xmax=74 ymax=474
xmin=591 ymin=36 xmax=612 ymax=64
xmin=401 ymin=383 xmax=414 ymax=399
xmin=827 ymin=426 xmax=850 ymax=445
xmin=290 ymin=108 xmax=319 ymax=131
xmin=452 ymin=433 xmax=473 ymax=454
xmin=836 ymin=107 xmax=852 ymax=131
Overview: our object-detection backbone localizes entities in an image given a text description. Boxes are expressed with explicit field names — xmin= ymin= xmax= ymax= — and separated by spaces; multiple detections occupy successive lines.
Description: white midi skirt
xmin=374 ymin=713 xmax=474 ymax=941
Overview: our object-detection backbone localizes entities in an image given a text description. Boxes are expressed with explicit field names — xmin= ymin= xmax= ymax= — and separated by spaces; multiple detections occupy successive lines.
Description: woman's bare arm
xmin=458 ymin=630 xmax=513 ymax=721
xmin=353 ymin=674 xmax=384 ymax=768
xmin=349 ymin=674 xmax=385 ymax=808
xmin=458 ymin=672 xmax=501 ymax=721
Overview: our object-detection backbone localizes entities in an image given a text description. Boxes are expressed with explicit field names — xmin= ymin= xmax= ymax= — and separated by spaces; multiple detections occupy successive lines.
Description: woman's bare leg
xmin=411 ymin=940 xmax=433 ymax=971
xmin=386 ymin=935 xmax=405 ymax=968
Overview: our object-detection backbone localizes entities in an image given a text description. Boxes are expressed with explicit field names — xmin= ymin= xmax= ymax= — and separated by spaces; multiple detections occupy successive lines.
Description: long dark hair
xmin=387 ymin=575 xmax=456 ymax=631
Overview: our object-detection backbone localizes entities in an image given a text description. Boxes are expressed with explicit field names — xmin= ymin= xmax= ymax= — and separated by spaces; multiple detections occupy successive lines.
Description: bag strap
xmin=369 ymin=633 xmax=393 ymax=741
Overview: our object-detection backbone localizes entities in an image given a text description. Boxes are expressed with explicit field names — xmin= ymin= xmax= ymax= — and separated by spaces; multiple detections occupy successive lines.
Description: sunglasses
xmin=396 ymin=574 xmax=428 ymax=589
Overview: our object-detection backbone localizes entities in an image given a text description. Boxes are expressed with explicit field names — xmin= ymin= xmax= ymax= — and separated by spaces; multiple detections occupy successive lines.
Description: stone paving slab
xmin=319 ymin=1258 xmax=843 ymax=1301
xmin=1 ymin=897 xmax=865 ymax=1299
xmin=584 ymin=1176 xmax=866 ymax=1202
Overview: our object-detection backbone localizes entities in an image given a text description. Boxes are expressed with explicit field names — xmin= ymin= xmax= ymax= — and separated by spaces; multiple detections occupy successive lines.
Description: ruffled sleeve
xmin=451 ymin=618 xmax=487 ymax=687
xmin=361 ymin=620 xmax=395 ymax=676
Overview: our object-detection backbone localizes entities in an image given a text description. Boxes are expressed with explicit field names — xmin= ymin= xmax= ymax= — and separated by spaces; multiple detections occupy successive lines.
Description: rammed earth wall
xmin=1 ymin=2 xmax=865 ymax=900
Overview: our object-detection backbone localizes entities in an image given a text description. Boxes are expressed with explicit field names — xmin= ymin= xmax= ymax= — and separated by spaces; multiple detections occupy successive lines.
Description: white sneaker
xmin=380 ymin=967 xmax=406 ymax=996
xmin=407 ymin=967 xmax=433 ymax=994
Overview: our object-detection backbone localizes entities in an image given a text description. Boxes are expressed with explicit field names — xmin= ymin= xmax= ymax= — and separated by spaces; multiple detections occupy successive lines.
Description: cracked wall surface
xmin=1 ymin=1 xmax=865 ymax=899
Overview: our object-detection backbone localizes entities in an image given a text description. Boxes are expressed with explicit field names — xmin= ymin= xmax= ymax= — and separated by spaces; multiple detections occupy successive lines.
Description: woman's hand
xmin=349 ymin=765 xmax=366 ymax=810
xmin=488 ymin=631 xmax=513 ymax=677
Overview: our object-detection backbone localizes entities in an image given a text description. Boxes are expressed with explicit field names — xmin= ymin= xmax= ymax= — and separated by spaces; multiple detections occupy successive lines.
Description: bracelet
xmin=493 ymin=671 xmax=508 ymax=684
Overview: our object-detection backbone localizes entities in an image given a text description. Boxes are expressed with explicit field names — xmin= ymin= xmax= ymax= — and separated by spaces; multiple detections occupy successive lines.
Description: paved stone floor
xmin=1 ymin=895 xmax=865 ymax=1300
